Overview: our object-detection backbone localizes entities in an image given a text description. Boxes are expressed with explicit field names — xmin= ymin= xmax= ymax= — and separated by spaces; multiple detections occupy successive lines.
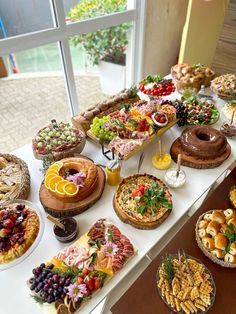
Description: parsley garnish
xmin=223 ymin=223 xmax=236 ymax=254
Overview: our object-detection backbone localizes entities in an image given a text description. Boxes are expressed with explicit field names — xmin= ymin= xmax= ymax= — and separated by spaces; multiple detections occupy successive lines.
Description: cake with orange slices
xmin=44 ymin=157 xmax=98 ymax=202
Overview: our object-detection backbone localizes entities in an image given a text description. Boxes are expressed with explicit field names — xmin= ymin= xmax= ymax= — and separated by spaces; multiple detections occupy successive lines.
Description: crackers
xmin=157 ymin=255 xmax=215 ymax=313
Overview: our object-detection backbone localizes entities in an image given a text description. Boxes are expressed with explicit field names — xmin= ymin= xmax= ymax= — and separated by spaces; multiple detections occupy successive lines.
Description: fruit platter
xmin=0 ymin=200 xmax=44 ymax=270
xmin=0 ymin=153 xmax=30 ymax=204
xmin=196 ymin=209 xmax=236 ymax=268
xmin=32 ymin=120 xmax=86 ymax=161
xmin=87 ymin=98 xmax=177 ymax=160
xmin=27 ymin=219 xmax=135 ymax=313
xmin=113 ymin=174 xmax=172 ymax=229
xmin=39 ymin=157 xmax=106 ymax=217
xmin=160 ymin=96 xmax=219 ymax=127
xmin=137 ymin=74 xmax=176 ymax=97
xmin=156 ymin=252 xmax=216 ymax=313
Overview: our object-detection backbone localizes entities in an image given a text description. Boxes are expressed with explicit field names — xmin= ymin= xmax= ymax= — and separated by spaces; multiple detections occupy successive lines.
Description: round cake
xmin=0 ymin=202 xmax=40 ymax=265
xmin=170 ymin=125 xmax=231 ymax=169
xmin=113 ymin=174 xmax=172 ymax=229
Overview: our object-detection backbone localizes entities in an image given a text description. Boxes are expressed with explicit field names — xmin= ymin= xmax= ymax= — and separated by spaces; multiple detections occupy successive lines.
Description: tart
xmin=0 ymin=154 xmax=30 ymax=204
xmin=32 ymin=121 xmax=86 ymax=160
xmin=0 ymin=202 xmax=40 ymax=265
xmin=196 ymin=209 xmax=236 ymax=268
xmin=113 ymin=174 xmax=172 ymax=229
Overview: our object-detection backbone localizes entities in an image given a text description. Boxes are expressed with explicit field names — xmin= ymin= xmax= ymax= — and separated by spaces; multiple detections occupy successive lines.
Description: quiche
xmin=0 ymin=203 xmax=40 ymax=265
xmin=113 ymin=174 xmax=172 ymax=229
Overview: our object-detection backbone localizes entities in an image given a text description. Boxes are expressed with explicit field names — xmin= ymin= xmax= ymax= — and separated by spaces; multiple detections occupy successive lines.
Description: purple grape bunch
xmin=29 ymin=263 xmax=72 ymax=303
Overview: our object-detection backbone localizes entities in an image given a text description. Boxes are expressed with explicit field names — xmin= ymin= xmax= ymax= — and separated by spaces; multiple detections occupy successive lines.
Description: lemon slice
xmin=63 ymin=182 xmax=79 ymax=197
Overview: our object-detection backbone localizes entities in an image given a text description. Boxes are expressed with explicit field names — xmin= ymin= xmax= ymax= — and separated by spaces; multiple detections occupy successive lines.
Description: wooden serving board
xmin=87 ymin=119 xmax=177 ymax=160
xmin=39 ymin=166 xmax=106 ymax=217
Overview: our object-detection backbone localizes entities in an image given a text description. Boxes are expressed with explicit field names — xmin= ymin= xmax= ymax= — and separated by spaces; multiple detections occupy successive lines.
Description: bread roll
xmin=202 ymin=237 xmax=215 ymax=250
xmin=198 ymin=220 xmax=209 ymax=229
xmin=224 ymin=253 xmax=236 ymax=264
xmin=206 ymin=221 xmax=220 ymax=237
xmin=224 ymin=208 xmax=236 ymax=220
xmin=198 ymin=228 xmax=207 ymax=238
xmin=211 ymin=210 xmax=226 ymax=224
xmin=229 ymin=243 xmax=236 ymax=255
xmin=228 ymin=218 xmax=236 ymax=228
xmin=204 ymin=213 xmax=212 ymax=221
xmin=214 ymin=233 xmax=228 ymax=250
xmin=220 ymin=223 xmax=229 ymax=233
xmin=211 ymin=249 xmax=224 ymax=259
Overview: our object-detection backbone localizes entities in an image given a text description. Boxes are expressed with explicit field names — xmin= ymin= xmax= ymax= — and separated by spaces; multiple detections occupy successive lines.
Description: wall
xmin=0 ymin=0 xmax=78 ymax=38
xmin=142 ymin=0 xmax=188 ymax=77
xmin=212 ymin=0 xmax=236 ymax=74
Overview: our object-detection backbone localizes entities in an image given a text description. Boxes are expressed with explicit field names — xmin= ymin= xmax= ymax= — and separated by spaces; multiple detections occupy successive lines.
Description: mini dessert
xmin=138 ymin=74 xmax=175 ymax=97
xmin=151 ymin=112 xmax=168 ymax=127
xmin=211 ymin=73 xmax=236 ymax=100
xmin=152 ymin=153 xmax=171 ymax=170
xmin=32 ymin=121 xmax=85 ymax=160
xmin=113 ymin=174 xmax=172 ymax=229
xmin=53 ymin=217 xmax=78 ymax=243
xmin=170 ymin=125 xmax=231 ymax=169
xmin=0 ymin=154 xmax=30 ymax=204
xmin=0 ymin=202 xmax=40 ymax=265
xmin=171 ymin=63 xmax=215 ymax=93
xmin=28 ymin=219 xmax=135 ymax=312
xmin=157 ymin=253 xmax=215 ymax=313
xmin=221 ymin=100 xmax=236 ymax=121
xmin=196 ymin=209 xmax=236 ymax=267
xmin=229 ymin=186 xmax=236 ymax=208
xmin=220 ymin=122 xmax=236 ymax=137
xmin=164 ymin=168 xmax=186 ymax=188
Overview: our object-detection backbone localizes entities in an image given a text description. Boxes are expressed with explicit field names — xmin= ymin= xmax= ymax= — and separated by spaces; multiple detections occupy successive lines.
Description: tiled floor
xmin=0 ymin=74 xmax=107 ymax=153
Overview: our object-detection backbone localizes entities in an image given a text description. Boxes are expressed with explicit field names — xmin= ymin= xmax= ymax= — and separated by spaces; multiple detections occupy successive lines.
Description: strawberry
xmin=81 ymin=268 xmax=89 ymax=278
xmin=0 ymin=228 xmax=12 ymax=238
xmin=94 ymin=278 xmax=101 ymax=290
xmin=85 ymin=277 xmax=95 ymax=291
xmin=77 ymin=276 xmax=84 ymax=285
xmin=3 ymin=219 xmax=14 ymax=229
xmin=159 ymin=117 xmax=166 ymax=124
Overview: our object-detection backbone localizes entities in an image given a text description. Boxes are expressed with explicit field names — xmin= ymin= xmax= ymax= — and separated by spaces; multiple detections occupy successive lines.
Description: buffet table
xmin=111 ymin=166 xmax=236 ymax=314
xmin=1 ymin=90 xmax=236 ymax=314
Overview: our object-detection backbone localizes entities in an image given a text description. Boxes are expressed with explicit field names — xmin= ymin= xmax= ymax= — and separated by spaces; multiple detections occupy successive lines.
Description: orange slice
xmin=44 ymin=173 xmax=58 ymax=189
xmin=54 ymin=180 xmax=68 ymax=197
xmin=63 ymin=182 xmax=79 ymax=197
xmin=47 ymin=176 xmax=63 ymax=192
xmin=46 ymin=168 xmax=59 ymax=177
xmin=48 ymin=161 xmax=63 ymax=172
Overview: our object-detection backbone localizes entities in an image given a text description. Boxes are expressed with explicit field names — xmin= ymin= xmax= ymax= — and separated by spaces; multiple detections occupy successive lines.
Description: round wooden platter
xmin=39 ymin=166 xmax=106 ymax=218
xmin=170 ymin=138 xmax=231 ymax=169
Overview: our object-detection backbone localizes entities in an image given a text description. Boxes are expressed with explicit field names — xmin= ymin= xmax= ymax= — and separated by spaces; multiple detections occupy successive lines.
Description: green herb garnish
xmin=113 ymin=119 xmax=126 ymax=129
xmin=162 ymin=255 xmax=174 ymax=285
xmin=30 ymin=294 xmax=46 ymax=304
xmin=223 ymin=223 xmax=236 ymax=254
xmin=128 ymin=118 xmax=139 ymax=127
xmin=135 ymin=182 xmax=172 ymax=216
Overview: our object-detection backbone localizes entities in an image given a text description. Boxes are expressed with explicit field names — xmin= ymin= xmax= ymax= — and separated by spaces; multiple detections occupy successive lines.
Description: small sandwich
xmin=228 ymin=218 xmax=236 ymax=228
xmin=198 ymin=220 xmax=209 ymax=229
xmin=229 ymin=243 xmax=236 ymax=256
xmin=204 ymin=213 xmax=212 ymax=221
xmin=224 ymin=253 xmax=236 ymax=264
xmin=202 ymin=236 xmax=215 ymax=250
xmin=211 ymin=248 xmax=224 ymax=259
xmin=214 ymin=233 xmax=228 ymax=250
xmin=211 ymin=210 xmax=226 ymax=224
xmin=224 ymin=208 xmax=236 ymax=220
xmin=206 ymin=221 xmax=220 ymax=237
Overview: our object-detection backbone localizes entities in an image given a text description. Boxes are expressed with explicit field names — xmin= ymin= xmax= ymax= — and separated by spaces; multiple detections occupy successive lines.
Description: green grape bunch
xmin=90 ymin=116 xmax=116 ymax=142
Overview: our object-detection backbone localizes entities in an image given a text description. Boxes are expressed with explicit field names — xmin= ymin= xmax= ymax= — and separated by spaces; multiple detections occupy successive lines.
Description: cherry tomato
xmin=85 ymin=277 xmax=95 ymax=291
xmin=81 ymin=268 xmax=89 ymax=278
xmin=94 ymin=278 xmax=101 ymax=290
xmin=77 ymin=277 xmax=84 ymax=284
xmin=138 ymin=184 xmax=145 ymax=194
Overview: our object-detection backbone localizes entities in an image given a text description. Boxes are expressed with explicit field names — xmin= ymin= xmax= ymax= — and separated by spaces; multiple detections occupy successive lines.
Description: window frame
xmin=0 ymin=0 xmax=146 ymax=116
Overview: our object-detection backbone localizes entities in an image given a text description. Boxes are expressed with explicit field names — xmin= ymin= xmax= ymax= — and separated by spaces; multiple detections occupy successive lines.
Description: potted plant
xmin=67 ymin=0 xmax=131 ymax=95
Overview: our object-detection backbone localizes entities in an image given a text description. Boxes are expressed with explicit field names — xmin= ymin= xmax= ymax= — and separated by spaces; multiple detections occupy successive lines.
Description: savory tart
xmin=0 ymin=202 xmax=40 ymax=265
xmin=196 ymin=209 xmax=236 ymax=268
xmin=113 ymin=174 xmax=172 ymax=229
xmin=157 ymin=253 xmax=215 ymax=313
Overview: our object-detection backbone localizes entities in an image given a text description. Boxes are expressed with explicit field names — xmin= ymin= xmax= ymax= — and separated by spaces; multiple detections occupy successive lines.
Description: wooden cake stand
xmin=39 ymin=166 xmax=106 ymax=218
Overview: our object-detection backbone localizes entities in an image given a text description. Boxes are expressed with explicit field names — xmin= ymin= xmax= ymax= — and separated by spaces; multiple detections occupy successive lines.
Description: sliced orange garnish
xmin=45 ymin=168 xmax=59 ymax=177
xmin=63 ymin=182 xmax=79 ymax=197
xmin=48 ymin=161 xmax=63 ymax=172
xmin=47 ymin=176 xmax=63 ymax=192
xmin=54 ymin=180 xmax=68 ymax=196
xmin=44 ymin=173 xmax=57 ymax=189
